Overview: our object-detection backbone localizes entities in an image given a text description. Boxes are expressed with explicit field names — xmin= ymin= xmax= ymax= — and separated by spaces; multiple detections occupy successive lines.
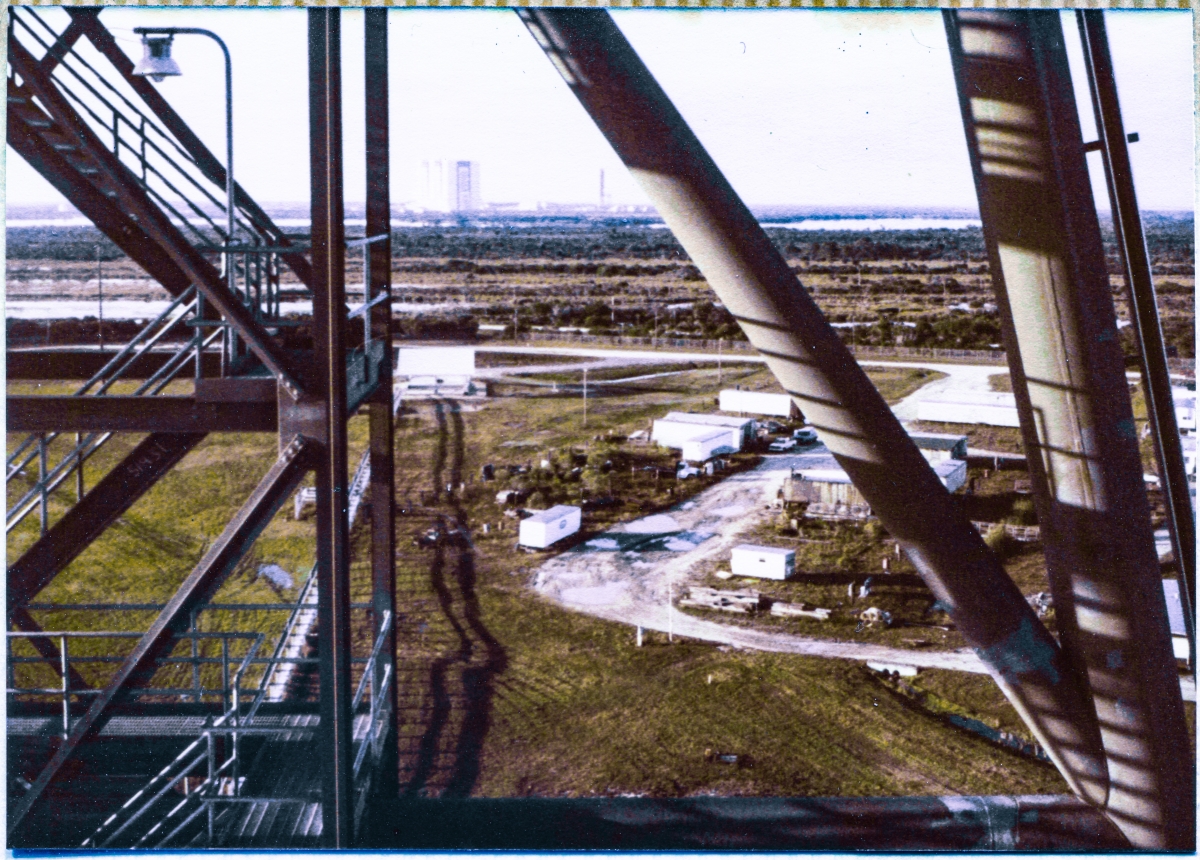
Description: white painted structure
xmin=731 ymin=544 xmax=796 ymax=581
xmin=652 ymin=412 xmax=754 ymax=453
xmin=908 ymin=431 xmax=968 ymax=463
xmin=1182 ymin=434 xmax=1196 ymax=477
xmin=1173 ymin=387 xmax=1196 ymax=433
xmin=932 ymin=458 xmax=968 ymax=493
xmin=681 ymin=429 xmax=735 ymax=463
xmin=396 ymin=346 xmax=476 ymax=378
xmin=519 ymin=505 xmax=582 ymax=549
xmin=916 ymin=391 xmax=1020 ymax=427
xmin=719 ymin=389 xmax=798 ymax=419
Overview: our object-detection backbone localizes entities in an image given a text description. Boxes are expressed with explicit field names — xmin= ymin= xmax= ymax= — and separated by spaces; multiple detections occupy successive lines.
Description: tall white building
xmin=421 ymin=160 xmax=481 ymax=212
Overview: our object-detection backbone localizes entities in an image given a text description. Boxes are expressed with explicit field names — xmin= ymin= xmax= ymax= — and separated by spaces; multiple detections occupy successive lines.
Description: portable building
xmin=931 ymin=458 xmax=968 ymax=493
xmin=518 ymin=505 xmax=581 ymax=549
xmin=907 ymin=431 xmax=968 ymax=463
xmin=731 ymin=544 xmax=796 ymax=581
xmin=681 ymin=429 xmax=735 ymax=463
xmin=1172 ymin=387 xmax=1196 ymax=433
xmin=395 ymin=345 xmax=476 ymax=378
xmin=916 ymin=392 xmax=1020 ymax=427
xmin=719 ymin=389 xmax=799 ymax=419
xmin=651 ymin=412 xmax=754 ymax=452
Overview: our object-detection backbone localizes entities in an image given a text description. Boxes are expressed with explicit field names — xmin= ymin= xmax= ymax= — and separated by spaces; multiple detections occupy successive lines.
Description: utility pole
xmin=96 ymin=245 xmax=104 ymax=354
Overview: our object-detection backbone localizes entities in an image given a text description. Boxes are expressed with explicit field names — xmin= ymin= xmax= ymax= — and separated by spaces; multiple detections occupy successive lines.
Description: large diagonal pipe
xmin=517 ymin=8 xmax=1110 ymax=813
xmin=944 ymin=11 xmax=1192 ymax=849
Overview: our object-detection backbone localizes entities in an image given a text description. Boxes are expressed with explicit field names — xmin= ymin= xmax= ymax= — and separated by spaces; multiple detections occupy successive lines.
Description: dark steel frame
xmin=7 ymin=5 xmax=1190 ymax=850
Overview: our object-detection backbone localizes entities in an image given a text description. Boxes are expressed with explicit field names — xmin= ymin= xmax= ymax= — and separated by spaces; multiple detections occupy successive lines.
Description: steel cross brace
xmin=944 ymin=11 xmax=1192 ymax=848
xmin=7 ymin=439 xmax=312 ymax=841
xmin=8 ymin=432 xmax=207 ymax=619
xmin=6 ymin=78 xmax=195 ymax=297
xmin=7 ymin=35 xmax=307 ymax=399
xmin=63 ymin=8 xmax=316 ymax=292
xmin=517 ymin=7 xmax=1110 ymax=814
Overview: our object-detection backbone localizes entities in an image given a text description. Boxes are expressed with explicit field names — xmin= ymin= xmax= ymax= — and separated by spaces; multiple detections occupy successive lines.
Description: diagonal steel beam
xmin=944 ymin=11 xmax=1192 ymax=849
xmin=7 ymin=36 xmax=307 ymax=399
xmin=517 ymin=8 xmax=1110 ymax=810
xmin=7 ymin=81 xmax=194 ymax=298
xmin=65 ymin=8 xmax=315 ymax=291
xmin=1077 ymin=10 xmax=1195 ymax=661
xmin=8 ymin=432 xmax=206 ymax=618
xmin=10 ymin=606 xmax=92 ymax=694
xmin=7 ymin=438 xmax=311 ymax=842
xmin=37 ymin=15 xmax=88 ymax=77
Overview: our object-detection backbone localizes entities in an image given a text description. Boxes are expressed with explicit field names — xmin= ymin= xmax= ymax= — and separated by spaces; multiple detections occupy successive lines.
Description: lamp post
xmin=132 ymin=28 xmax=236 ymax=309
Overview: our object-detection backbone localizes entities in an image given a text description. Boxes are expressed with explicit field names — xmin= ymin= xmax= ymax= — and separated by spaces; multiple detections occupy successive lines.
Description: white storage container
xmin=730 ymin=544 xmax=796 ymax=581
xmin=518 ymin=505 xmax=582 ymax=549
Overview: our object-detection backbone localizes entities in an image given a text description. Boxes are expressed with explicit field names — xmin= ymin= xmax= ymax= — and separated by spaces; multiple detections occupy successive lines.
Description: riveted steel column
xmin=945 ymin=11 xmax=1191 ymax=849
xmin=365 ymin=6 xmax=398 ymax=805
xmin=310 ymin=7 xmax=353 ymax=847
xmin=517 ymin=8 xmax=1109 ymax=811
xmin=1077 ymin=10 xmax=1195 ymax=664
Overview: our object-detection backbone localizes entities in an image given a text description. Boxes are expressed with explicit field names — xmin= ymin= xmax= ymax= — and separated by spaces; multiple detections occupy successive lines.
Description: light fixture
xmin=133 ymin=35 xmax=182 ymax=82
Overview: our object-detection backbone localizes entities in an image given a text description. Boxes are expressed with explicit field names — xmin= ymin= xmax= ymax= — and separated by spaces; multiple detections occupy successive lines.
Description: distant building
xmin=394 ymin=345 xmax=482 ymax=398
xmin=652 ymin=412 xmax=755 ymax=455
xmin=916 ymin=391 xmax=1020 ymax=428
xmin=1172 ymin=387 xmax=1195 ymax=433
xmin=519 ymin=505 xmax=581 ymax=549
xmin=421 ymin=159 xmax=481 ymax=212
xmin=719 ymin=389 xmax=800 ymax=419
xmin=1182 ymin=434 xmax=1196 ymax=477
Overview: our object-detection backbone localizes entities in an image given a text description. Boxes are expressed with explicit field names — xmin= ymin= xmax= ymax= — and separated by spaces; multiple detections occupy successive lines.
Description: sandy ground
xmin=532 ymin=449 xmax=990 ymax=674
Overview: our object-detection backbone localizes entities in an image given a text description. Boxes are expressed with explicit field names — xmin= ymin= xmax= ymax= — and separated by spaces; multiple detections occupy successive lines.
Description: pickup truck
xmin=768 ymin=438 xmax=798 ymax=453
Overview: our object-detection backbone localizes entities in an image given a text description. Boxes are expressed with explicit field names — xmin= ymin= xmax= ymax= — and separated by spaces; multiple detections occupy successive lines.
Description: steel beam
xmin=364 ymin=6 xmax=399 ymax=809
xmin=310 ymin=8 xmax=353 ymax=847
xmin=6 ymin=349 xmax=223 ymax=381
xmin=1077 ymin=10 xmax=1195 ymax=662
xmin=7 ymin=81 xmax=194 ymax=298
xmin=6 ymin=439 xmax=310 ymax=842
xmin=944 ymin=11 xmax=1192 ymax=849
xmin=518 ymin=8 xmax=1110 ymax=813
xmin=8 ymin=432 xmax=206 ymax=617
xmin=7 ymin=395 xmax=276 ymax=433
xmin=65 ymin=8 xmax=315 ymax=291
xmin=7 ymin=36 xmax=307 ymax=399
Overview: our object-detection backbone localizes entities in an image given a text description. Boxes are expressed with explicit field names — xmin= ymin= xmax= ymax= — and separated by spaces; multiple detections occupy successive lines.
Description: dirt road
xmin=531 ymin=450 xmax=990 ymax=673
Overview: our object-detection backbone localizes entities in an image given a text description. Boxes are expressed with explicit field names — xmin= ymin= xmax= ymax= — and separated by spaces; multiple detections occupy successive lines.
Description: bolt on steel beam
xmin=1076 ymin=10 xmax=1195 ymax=664
xmin=517 ymin=7 xmax=1110 ymax=813
xmin=944 ymin=10 xmax=1193 ymax=849
xmin=364 ymin=5 xmax=399 ymax=808
xmin=309 ymin=7 xmax=354 ymax=848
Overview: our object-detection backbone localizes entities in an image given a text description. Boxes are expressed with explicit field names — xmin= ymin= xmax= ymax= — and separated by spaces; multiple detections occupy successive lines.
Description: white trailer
xmin=731 ymin=544 xmax=796 ymax=581
xmin=719 ymin=389 xmax=798 ymax=419
xmin=518 ymin=505 xmax=581 ymax=549
xmin=652 ymin=412 xmax=753 ymax=452
xmin=395 ymin=345 xmax=476 ymax=378
xmin=681 ymin=429 xmax=734 ymax=463
xmin=916 ymin=392 xmax=1020 ymax=427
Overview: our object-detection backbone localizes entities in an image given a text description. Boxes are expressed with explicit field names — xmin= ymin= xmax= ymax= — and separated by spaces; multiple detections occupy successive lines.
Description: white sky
xmin=4 ymin=8 xmax=1193 ymax=212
